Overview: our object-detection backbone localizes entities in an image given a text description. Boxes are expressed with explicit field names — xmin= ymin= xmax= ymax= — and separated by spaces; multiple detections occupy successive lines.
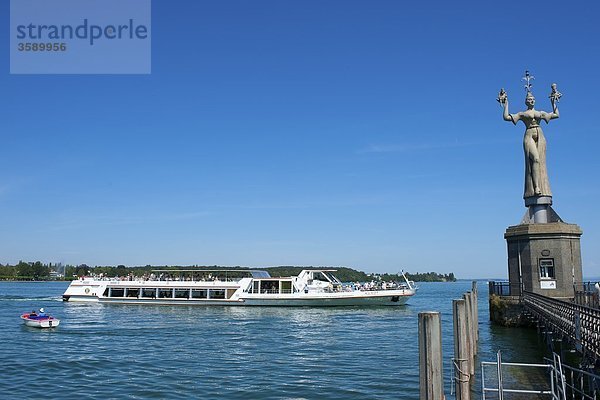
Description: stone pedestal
xmin=505 ymin=222 xmax=583 ymax=299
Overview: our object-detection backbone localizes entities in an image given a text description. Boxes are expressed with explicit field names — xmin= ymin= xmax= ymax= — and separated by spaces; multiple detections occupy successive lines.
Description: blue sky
xmin=1 ymin=0 xmax=599 ymax=279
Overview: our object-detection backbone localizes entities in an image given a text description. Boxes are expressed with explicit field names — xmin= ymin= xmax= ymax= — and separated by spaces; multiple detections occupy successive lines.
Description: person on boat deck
xmin=38 ymin=308 xmax=46 ymax=317
xmin=30 ymin=310 xmax=37 ymax=316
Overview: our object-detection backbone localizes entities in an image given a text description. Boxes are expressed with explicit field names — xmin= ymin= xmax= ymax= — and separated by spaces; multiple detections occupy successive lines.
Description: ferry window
xmin=281 ymin=281 xmax=292 ymax=293
xmin=174 ymin=289 xmax=189 ymax=299
xmin=260 ymin=281 xmax=278 ymax=293
xmin=253 ymin=281 xmax=260 ymax=293
xmin=103 ymin=288 xmax=109 ymax=297
xmin=323 ymin=271 xmax=341 ymax=284
xmin=158 ymin=288 xmax=173 ymax=298
xmin=191 ymin=289 xmax=208 ymax=299
xmin=210 ymin=289 xmax=225 ymax=299
xmin=316 ymin=272 xmax=330 ymax=282
xmin=539 ymin=258 xmax=555 ymax=279
xmin=142 ymin=288 xmax=156 ymax=298
xmin=111 ymin=288 xmax=124 ymax=297
xmin=126 ymin=288 xmax=139 ymax=297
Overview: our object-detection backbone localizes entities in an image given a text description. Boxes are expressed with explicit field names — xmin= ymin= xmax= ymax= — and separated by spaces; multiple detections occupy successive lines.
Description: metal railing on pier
xmin=481 ymin=351 xmax=556 ymax=399
xmin=550 ymin=357 xmax=600 ymax=400
xmin=489 ymin=281 xmax=512 ymax=297
xmin=482 ymin=351 xmax=600 ymax=400
xmin=522 ymin=291 xmax=600 ymax=363
xmin=574 ymin=282 xmax=600 ymax=309
xmin=489 ymin=280 xmax=600 ymax=309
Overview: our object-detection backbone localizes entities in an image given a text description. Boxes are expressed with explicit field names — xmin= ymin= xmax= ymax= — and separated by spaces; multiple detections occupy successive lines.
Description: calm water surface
xmin=0 ymin=281 xmax=545 ymax=399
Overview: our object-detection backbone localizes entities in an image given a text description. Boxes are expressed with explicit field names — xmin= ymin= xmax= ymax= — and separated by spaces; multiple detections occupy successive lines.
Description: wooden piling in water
xmin=453 ymin=299 xmax=471 ymax=400
xmin=472 ymin=281 xmax=479 ymax=345
xmin=463 ymin=292 xmax=475 ymax=376
xmin=468 ymin=291 xmax=477 ymax=357
xmin=419 ymin=312 xmax=444 ymax=400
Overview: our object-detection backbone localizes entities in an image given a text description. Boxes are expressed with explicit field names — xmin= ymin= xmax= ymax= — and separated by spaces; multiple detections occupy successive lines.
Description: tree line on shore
xmin=0 ymin=261 xmax=456 ymax=282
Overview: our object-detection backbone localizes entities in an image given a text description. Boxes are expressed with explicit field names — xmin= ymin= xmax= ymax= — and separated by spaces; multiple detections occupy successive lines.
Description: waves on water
xmin=0 ymin=281 xmax=546 ymax=400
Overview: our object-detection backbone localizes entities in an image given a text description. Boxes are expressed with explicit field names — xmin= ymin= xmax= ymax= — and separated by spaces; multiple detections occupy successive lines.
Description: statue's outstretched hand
xmin=497 ymin=88 xmax=508 ymax=105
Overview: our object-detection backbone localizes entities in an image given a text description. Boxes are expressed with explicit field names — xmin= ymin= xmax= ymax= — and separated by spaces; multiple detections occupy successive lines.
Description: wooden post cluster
xmin=452 ymin=282 xmax=479 ymax=400
xmin=418 ymin=283 xmax=479 ymax=400
xmin=419 ymin=312 xmax=444 ymax=400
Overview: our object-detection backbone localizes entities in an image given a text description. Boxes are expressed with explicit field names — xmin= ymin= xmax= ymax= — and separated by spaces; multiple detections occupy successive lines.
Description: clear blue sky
xmin=1 ymin=0 xmax=599 ymax=279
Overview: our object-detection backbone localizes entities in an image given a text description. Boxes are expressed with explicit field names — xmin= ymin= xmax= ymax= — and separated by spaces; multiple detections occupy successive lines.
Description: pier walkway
xmin=523 ymin=291 xmax=600 ymax=363
xmin=489 ymin=281 xmax=600 ymax=364
xmin=485 ymin=282 xmax=600 ymax=399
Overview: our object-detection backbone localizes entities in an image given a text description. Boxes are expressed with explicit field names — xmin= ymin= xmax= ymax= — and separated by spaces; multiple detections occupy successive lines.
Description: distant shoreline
xmin=0 ymin=264 xmax=457 ymax=283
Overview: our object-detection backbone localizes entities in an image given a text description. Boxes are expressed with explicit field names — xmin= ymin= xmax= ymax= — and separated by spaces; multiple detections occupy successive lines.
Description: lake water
xmin=0 ymin=281 xmax=546 ymax=399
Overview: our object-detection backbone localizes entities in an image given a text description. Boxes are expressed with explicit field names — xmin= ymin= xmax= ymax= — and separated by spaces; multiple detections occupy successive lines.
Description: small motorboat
xmin=21 ymin=308 xmax=60 ymax=328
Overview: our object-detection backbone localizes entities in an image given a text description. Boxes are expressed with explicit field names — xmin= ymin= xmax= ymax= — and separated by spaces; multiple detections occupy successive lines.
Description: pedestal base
xmin=524 ymin=196 xmax=553 ymax=207
xmin=522 ymin=196 xmax=562 ymax=224
xmin=505 ymin=222 xmax=583 ymax=298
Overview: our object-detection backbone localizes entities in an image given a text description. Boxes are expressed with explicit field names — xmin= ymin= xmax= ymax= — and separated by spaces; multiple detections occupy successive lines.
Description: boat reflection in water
xmin=63 ymin=269 xmax=417 ymax=307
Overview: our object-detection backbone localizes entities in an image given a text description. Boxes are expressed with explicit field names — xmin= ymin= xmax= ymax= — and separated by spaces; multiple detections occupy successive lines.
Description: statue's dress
xmin=510 ymin=111 xmax=553 ymax=198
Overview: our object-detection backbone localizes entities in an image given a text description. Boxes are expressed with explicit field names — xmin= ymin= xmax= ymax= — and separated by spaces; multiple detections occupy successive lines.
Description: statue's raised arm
xmin=496 ymin=88 xmax=516 ymax=123
xmin=544 ymin=83 xmax=561 ymax=120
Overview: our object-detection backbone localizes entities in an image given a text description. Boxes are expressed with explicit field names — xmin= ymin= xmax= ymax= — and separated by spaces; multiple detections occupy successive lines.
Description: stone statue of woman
xmin=497 ymin=82 xmax=560 ymax=199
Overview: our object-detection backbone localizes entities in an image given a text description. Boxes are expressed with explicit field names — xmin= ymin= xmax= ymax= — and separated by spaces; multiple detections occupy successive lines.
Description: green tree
xmin=0 ymin=264 xmax=17 ymax=278
xmin=15 ymin=261 xmax=49 ymax=279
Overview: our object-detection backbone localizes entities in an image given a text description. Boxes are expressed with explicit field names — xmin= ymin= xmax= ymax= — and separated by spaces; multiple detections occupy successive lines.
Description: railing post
xmin=453 ymin=299 xmax=470 ymax=400
xmin=574 ymin=310 xmax=582 ymax=353
xmin=419 ymin=312 xmax=444 ymax=400
xmin=497 ymin=350 xmax=504 ymax=400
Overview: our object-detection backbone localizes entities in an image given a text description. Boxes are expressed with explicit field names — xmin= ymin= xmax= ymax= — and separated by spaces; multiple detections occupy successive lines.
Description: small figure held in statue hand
xmin=497 ymin=88 xmax=508 ymax=105
xmin=549 ymin=83 xmax=562 ymax=105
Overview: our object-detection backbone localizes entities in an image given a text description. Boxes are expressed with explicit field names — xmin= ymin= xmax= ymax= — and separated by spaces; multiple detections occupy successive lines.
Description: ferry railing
xmin=522 ymin=291 xmax=600 ymax=362
xmin=252 ymin=289 xmax=293 ymax=294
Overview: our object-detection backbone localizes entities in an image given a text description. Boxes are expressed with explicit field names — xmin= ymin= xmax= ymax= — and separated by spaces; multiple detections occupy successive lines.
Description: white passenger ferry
xmin=62 ymin=269 xmax=417 ymax=306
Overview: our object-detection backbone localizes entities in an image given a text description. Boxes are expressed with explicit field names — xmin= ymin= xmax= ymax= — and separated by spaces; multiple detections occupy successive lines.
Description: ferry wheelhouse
xmin=62 ymin=269 xmax=416 ymax=307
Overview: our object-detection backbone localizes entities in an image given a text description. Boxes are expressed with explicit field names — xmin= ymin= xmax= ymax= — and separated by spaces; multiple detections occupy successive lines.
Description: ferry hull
xmin=63 ymin=291 xmax=414 ymax=307
xmin=240 ymin=292 xmax=412 ymax=307
xmin=63 ymin=293 xmax=413 ymax=307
